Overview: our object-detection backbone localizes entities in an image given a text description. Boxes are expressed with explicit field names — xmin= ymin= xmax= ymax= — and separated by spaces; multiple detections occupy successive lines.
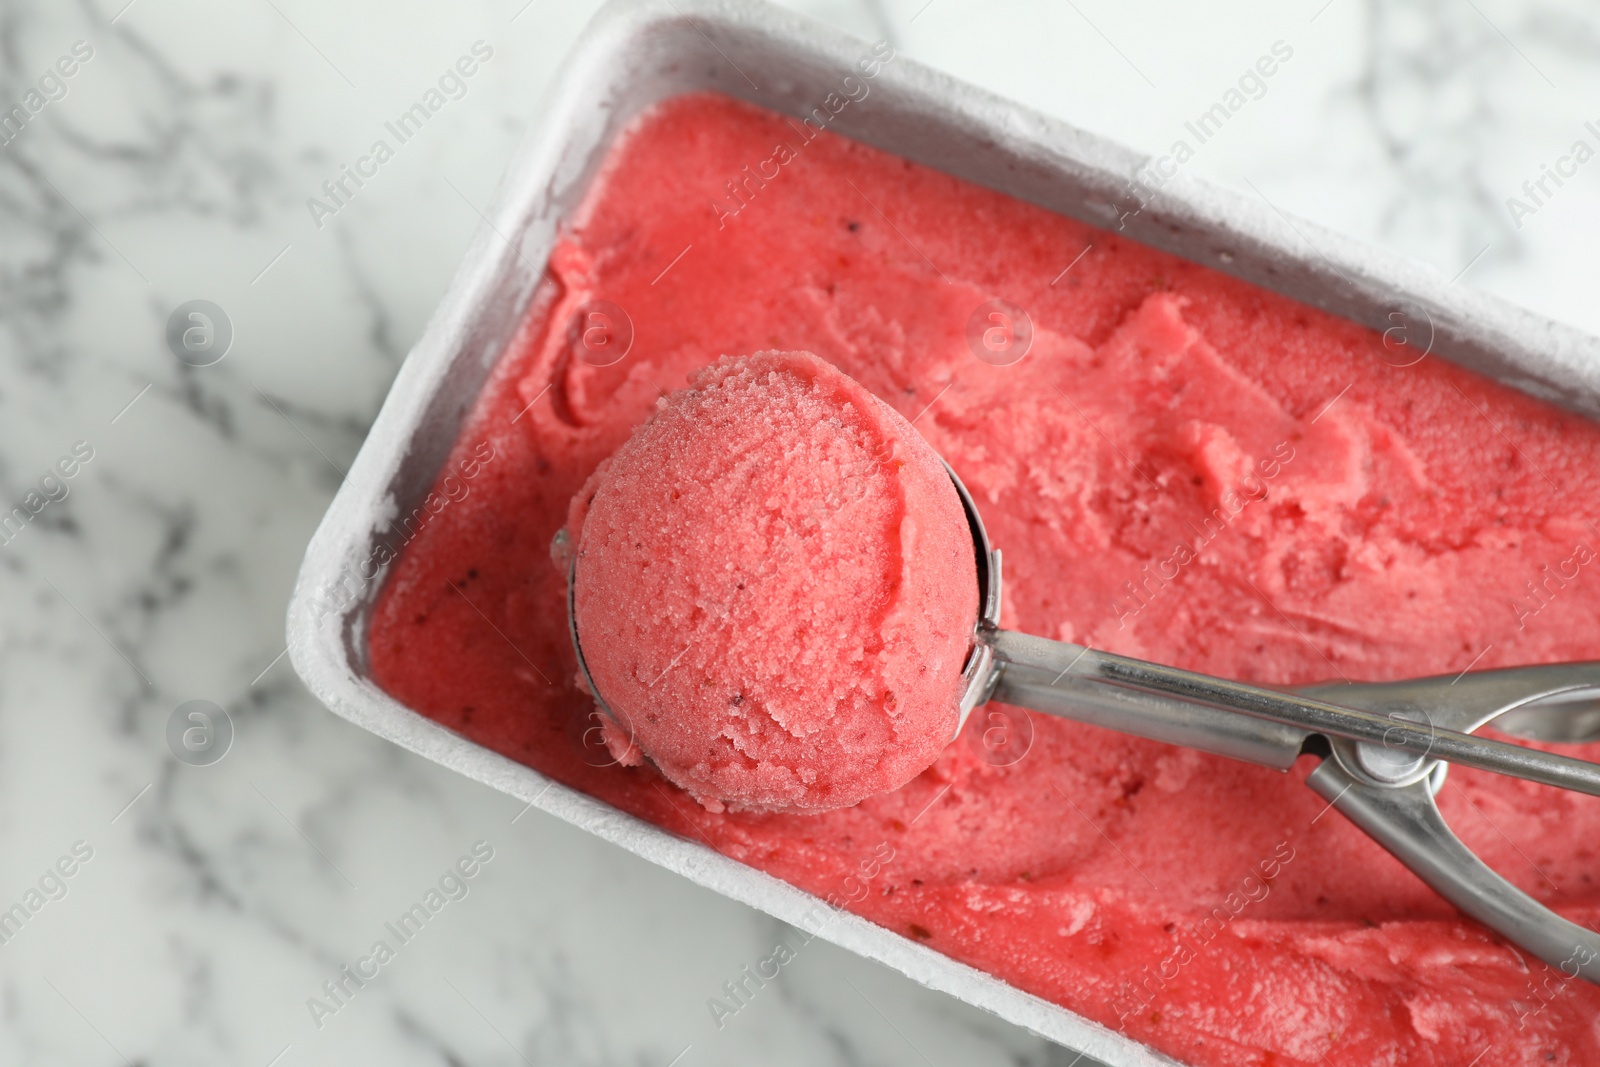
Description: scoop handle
xmin=986 ymin=629 xmax=1308 ymax=771
xmin=984 ymin=629 xmax=1600 ymax=799
xmin=1308 ymin=758 xmax=1600 ymax=984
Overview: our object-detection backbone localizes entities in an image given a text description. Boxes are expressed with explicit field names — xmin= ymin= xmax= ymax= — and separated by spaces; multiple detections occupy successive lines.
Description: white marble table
xmin=1 ymin=1 xmax=1595 ymax=1064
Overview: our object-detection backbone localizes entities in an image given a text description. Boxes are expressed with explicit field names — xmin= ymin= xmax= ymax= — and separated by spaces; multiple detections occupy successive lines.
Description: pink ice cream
xmin=368 ymin=93 xmax=1600 ymax=1065
xmin=569 ymin=351 xmax=978 ymax=813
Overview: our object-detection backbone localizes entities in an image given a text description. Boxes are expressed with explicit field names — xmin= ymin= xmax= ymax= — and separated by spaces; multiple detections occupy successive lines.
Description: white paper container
xmin=287 ymin=3 xmax=1600 ymax=1063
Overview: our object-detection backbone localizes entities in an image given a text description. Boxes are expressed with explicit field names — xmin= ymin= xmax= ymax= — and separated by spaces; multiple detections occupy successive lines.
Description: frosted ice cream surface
xmin=569 ymin=351 xmax=979 ymax=814
xmin=368 ymin=94 xmax=1600 ymax=1064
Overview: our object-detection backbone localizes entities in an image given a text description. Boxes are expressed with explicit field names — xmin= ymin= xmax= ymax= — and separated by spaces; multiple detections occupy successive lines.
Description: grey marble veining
xmin=0 ymin=0 xmax=1596 ymax=1065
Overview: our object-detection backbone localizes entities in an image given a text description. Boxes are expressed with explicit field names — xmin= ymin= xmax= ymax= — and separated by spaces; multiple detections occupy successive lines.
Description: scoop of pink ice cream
xmin=569 ymin=351 xmax=978 ymax=813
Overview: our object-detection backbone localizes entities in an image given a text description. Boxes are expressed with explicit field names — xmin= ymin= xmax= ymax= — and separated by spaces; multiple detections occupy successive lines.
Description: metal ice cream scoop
xmin=940 ymin=463 xmax=1600 ymax=986
xmin=567 ymin=460 xmax=1600 ymax=985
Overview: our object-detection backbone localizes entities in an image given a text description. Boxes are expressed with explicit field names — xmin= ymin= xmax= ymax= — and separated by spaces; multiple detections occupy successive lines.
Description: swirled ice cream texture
xmin=368 ymin=92 xmax=1600 ymax=1066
